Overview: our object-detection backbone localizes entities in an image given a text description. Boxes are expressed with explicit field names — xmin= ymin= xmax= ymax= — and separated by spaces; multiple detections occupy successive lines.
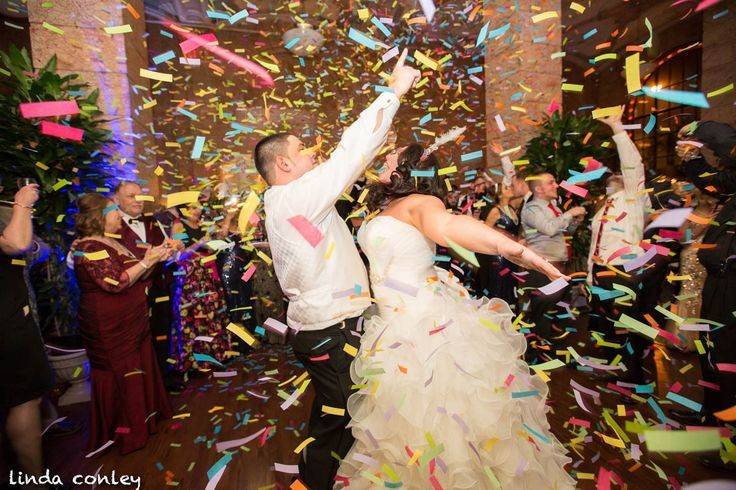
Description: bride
xmin=334 ymin=139 xmax=575 ymax=489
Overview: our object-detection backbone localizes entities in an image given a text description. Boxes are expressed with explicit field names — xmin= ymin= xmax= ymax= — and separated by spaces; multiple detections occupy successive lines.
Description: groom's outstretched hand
xmin=389 ymin=48 xmax=421 ymax=99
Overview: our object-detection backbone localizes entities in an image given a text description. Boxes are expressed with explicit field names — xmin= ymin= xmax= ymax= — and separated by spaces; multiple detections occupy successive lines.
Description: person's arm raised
xmin=0 ymin=185 xmax=38 ymax=255
xmin=287 ymin=49 xmax=420 ymax=222
xmin=407 ymin=195 xmax=566 ymax=280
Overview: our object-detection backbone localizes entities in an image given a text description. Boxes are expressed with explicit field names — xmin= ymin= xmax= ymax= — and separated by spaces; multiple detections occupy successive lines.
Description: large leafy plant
xmin=0 ymin=45 xmax=116 ymax=336
xmin=522 ymin=110 xmax=612 ymax=270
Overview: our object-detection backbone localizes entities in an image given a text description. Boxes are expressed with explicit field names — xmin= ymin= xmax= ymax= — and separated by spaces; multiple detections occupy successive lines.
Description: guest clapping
xmin=71 ymin=193 xmax=172 ymax=455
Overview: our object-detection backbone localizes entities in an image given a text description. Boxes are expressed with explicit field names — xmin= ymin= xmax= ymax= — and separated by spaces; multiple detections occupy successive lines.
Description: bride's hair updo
xmin=367 ymin=143 xmax=447 ymax=210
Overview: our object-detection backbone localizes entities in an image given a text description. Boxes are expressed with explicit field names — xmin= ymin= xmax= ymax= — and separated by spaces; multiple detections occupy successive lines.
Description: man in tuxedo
xmin=113 ymin=181 xmax=183 ymax=392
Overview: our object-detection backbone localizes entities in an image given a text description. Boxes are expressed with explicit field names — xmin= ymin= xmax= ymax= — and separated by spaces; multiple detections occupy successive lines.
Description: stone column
xmin=701 ymin=11 xmax=735 ymax=123
xmin=27 ymin=0 xmax=157 ymax=194
xmin=484 ymin=0 xmax=562 ymax=171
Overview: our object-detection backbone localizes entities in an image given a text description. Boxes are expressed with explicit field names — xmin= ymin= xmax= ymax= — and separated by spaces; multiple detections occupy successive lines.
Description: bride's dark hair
xmin=366 ymin=144 xmax=447 ymax=210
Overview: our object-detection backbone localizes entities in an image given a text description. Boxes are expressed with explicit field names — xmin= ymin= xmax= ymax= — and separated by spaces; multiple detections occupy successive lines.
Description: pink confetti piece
xmin=205 ymin=466 xmax=226 ymax=490
xmin=241 ymin=264 xmax=257 ymax=282
xmin=85 ymin=439 xmax=115 ymax=458
xmin=273 ymin=463 xmax=299 ymax=474
xmin=559 ymin=180 xmax=589 ymax=198
xmin=166 ymin=21 xmax=274 ymax=87
xmin=309 ymin=353 xmax=330 ymax=361
xmin=287 ymin=215 xmax=324 ymax=247
xmin=40 ymin=120 xmax=84 ymax=141
xmin=696 ymin=0 xmax=723 ymax=12
xmin=179 ymin=32 xmax=218 ymax=55
xmin=546 ymin=99 xmax=560 ymax=114
xmin=215 ymin=427 xmax=267 ymax=452
xmin=716 ymin=363 xmax=736 ymax=373
xmin=20 ymin=100 xmax=79 ymax=118
xmin=568 ymin=417 xmax=591 ymax=428
xmin=537 ymin=277 xmax=568 ymax=295
xmin=279 ymin=388 xmax=302 ymax=410
xmin=114 ymin=426 xmax=131 ymax=434
xmin=383 ymin=277 xmax=420 ymax=296
xmin=263 ymin=317 xmax=289 ymax=336
xmin=213 ymin=371 xmax=237 ymax=378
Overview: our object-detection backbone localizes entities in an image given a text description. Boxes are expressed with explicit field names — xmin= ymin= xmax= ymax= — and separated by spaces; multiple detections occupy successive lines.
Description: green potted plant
xmin=521 ymin=109 xmax=612 ymax=271
xmin=0 ymin=44 xmax=116 ymax=338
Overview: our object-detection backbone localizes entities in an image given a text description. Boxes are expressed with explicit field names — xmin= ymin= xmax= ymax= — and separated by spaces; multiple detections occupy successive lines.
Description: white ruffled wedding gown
xmin=335 ymin=216 xmax=575 ymax=489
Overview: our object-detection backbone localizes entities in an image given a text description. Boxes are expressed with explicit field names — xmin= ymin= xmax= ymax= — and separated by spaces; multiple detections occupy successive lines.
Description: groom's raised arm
xmin=288 ymin=91 xmax=400 ymax=222
xmin=285 ymin=48 xmax=419 ymax=222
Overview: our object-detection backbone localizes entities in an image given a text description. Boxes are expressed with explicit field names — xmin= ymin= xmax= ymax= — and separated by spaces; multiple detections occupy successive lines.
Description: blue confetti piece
xmin=476 ymin=22 xmax=489 ymax=47
xmin=103 ymin=203 xmax=119 ymax=215
xmin=487 ymin=22 xmax=510 ymax=41
xmin=347 ymin=27 xmax=377 ymax=50
xmin=642 ymin=86 xmax=710 ymax=108
xmin=191 ymin=136 xmax=206 ymax=160
xmin=284 ymin=36 xmax=300 ymax=50
xmin=567 ymin=166 xmax=609 ymax=184
xmin=207 ymin=453 xmax=232 ymax=480
xmin=152 ymin=50 xmax=175 ymax=65
xmin=160 ymin=29 xmax=173 ymax=38
xmin=461 ymin=150 xmax=483 ymax=162
xmin=644 ymin=113 xmax=656 ymax=134
xmin=512 ymin=390 xmax=540 ymax=398
xmin=176 ymin=107 xmax=198 ymax=121
xmin=229 ymin=9 xmax=249 ymax=24
xmin=583 ymin=27 xmax=598 ymax=40
xmin=523 ymin=423 xmax=551 ymax=444
xmin=194 ymin=353 xmax=224 ymax=368
xmin=206 ymin=10 xmax=230 ymax=20
xmin=666 ymin=391 xmax=703 ymax=412
xmin=419 ymin=113 xmax=432 ymax=126
xmin=467 ymin=66 xmax=483 ymax=75
xmin=370 ymin=17 xmax=391 ymax=37
xmin=410 ymin=169 xmax=436 ymax=177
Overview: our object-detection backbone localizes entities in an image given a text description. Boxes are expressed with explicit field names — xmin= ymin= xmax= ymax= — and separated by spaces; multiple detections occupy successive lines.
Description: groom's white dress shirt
xmin=264 ymin=91 xmax=400 ymax=331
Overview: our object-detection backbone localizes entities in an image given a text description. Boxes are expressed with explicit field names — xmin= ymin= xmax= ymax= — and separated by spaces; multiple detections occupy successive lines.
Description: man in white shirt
xmin=255 ymin=49 xmax=419 ymax=488
xmin=520 ymin=174 xmax=585 ymax=350
xmin=587 ymin=113 xmax=652 ymax=385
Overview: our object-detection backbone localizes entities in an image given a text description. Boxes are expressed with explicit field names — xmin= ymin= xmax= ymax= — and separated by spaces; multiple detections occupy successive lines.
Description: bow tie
xmin=127 ymin=218 xmax=141 ymax=225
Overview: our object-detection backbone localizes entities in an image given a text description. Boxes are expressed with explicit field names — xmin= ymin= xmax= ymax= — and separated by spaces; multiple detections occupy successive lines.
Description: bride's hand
xmin=503 ymin=244 xmax=569 ymax=281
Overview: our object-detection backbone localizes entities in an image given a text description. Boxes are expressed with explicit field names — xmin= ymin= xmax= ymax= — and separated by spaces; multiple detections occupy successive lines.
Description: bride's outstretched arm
xmin=408 ymin=195 xmax=566 ymax=280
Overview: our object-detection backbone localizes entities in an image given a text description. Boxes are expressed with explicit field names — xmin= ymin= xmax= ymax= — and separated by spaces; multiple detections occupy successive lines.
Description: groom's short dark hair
xmin=254 ymin=133 xmax=290 ymax=184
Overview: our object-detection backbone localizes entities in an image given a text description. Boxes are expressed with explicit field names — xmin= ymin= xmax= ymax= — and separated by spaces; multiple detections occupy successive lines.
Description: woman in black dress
xmin=0 ymin=184 xmax=53 ymax=479
xmin=474 ymin=184 xmax=521 ymax=306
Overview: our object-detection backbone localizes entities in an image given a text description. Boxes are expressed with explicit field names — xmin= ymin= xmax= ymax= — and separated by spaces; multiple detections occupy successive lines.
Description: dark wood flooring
xmin=3 ymin=333 xmax=730 ymax=489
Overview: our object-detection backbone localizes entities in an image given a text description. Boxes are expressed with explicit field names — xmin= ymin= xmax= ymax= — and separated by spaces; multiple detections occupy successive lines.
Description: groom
xmin=255 ymin=49 xmax=419 ymax=489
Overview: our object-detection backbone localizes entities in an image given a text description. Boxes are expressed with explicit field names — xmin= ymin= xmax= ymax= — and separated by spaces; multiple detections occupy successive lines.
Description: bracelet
xmin=13 ymin=202 xmax=34 ymax=210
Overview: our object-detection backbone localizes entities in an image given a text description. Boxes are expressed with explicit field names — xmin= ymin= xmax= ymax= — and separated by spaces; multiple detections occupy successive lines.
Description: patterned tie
xmin=547 ymin=202 xmax=561 ymax=217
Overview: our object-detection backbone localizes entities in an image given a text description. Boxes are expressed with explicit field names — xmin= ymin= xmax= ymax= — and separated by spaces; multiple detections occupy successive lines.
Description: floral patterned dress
xmin=170 ymin=220 xmax=232 ymax=372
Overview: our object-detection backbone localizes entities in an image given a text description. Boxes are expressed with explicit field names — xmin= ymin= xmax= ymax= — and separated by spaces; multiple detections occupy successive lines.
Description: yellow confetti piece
xmin=321 ymin=405 xmax=346 ymax=416
xmin=134 ymin=194 xmax=154 ymax=202
xmin=165 ymin=191 xmax=200 ymax=208
xmin=256 ymin=250 xmax=272 ymax=266
xmin=238 ymin=191 xmax=261 ymax=235
xmin=438 ymin=165 xmax=457 ymax=176
xmin=104 ymin=24 xmax=132 ymax=34
xmin=42 ymin=21 xmax=64 ymax=35
xmin=561 ymin=83 xmax=584 ymax=92
xmin=103 ymin=277 xmax=119 ymax=286
xmin=84 ymin=250 xmax=110 ymax=261
xmin=35 ymin=161 xmax=49 ymax=171
xmin=154 ymin=296 xmax=170 ymax=303
xmin=343 ymin=343 xmax=358 ymax=357
xmin=707 ymin=82 xmax=734 ymax=98
xmin=413 ymin=50 xmax=438 ymax=70
xmin=694 ymin=339 xmax=706 ymax=355
xmin=172 ymin=413 xmax=191 ymax=419
xmin=323 ymin=241 xmax=335 ymax=260
xmin=227 ymin=322 xmax=257 ymax=346
xmin=644 ymin=429 xmax=721 ymax=452
xmin=570 ymin=2 xmax=586 ymax=13
xmin=11 ymin=258 xmax=27 ymax=266
xmin=592 ymin=105 xmax=623 ymax=120
xmin=531 ymin=11 xmax=558 ymax=23
xmin=293 ymin=437 xmax=315 ymax=454
xmin=625 ymin=52 xmax=642 ymax=94
xmin=139 ymin=68 xmax=173 ymax=83
xmin=154 ymin=165 xmax=164 ymax=176
xmin=617 ymin=405 xmax=627 ymax=417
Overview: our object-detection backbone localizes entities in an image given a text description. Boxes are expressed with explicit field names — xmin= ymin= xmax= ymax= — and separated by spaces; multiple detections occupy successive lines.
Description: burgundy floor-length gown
xmin=73 ymin=239 xmax=172 ymax=455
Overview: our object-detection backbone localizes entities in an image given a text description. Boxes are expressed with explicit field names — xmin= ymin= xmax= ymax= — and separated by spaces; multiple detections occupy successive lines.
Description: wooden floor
xmin=6 ymin=332 xmax=729 ymax=489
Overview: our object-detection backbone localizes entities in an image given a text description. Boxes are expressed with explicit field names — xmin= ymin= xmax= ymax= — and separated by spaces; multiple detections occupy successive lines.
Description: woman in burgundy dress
xmin=72 ymin=193 xmax=173 ymax=455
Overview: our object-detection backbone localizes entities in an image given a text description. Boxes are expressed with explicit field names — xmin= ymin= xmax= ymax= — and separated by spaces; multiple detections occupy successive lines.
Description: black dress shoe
xmin=46 ymin=419 xmax=82 ymax=437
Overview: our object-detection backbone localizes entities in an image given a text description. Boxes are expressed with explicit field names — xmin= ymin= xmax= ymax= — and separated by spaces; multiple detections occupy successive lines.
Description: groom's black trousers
xmin=288 ymin=315 xmax=362 ymax=489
